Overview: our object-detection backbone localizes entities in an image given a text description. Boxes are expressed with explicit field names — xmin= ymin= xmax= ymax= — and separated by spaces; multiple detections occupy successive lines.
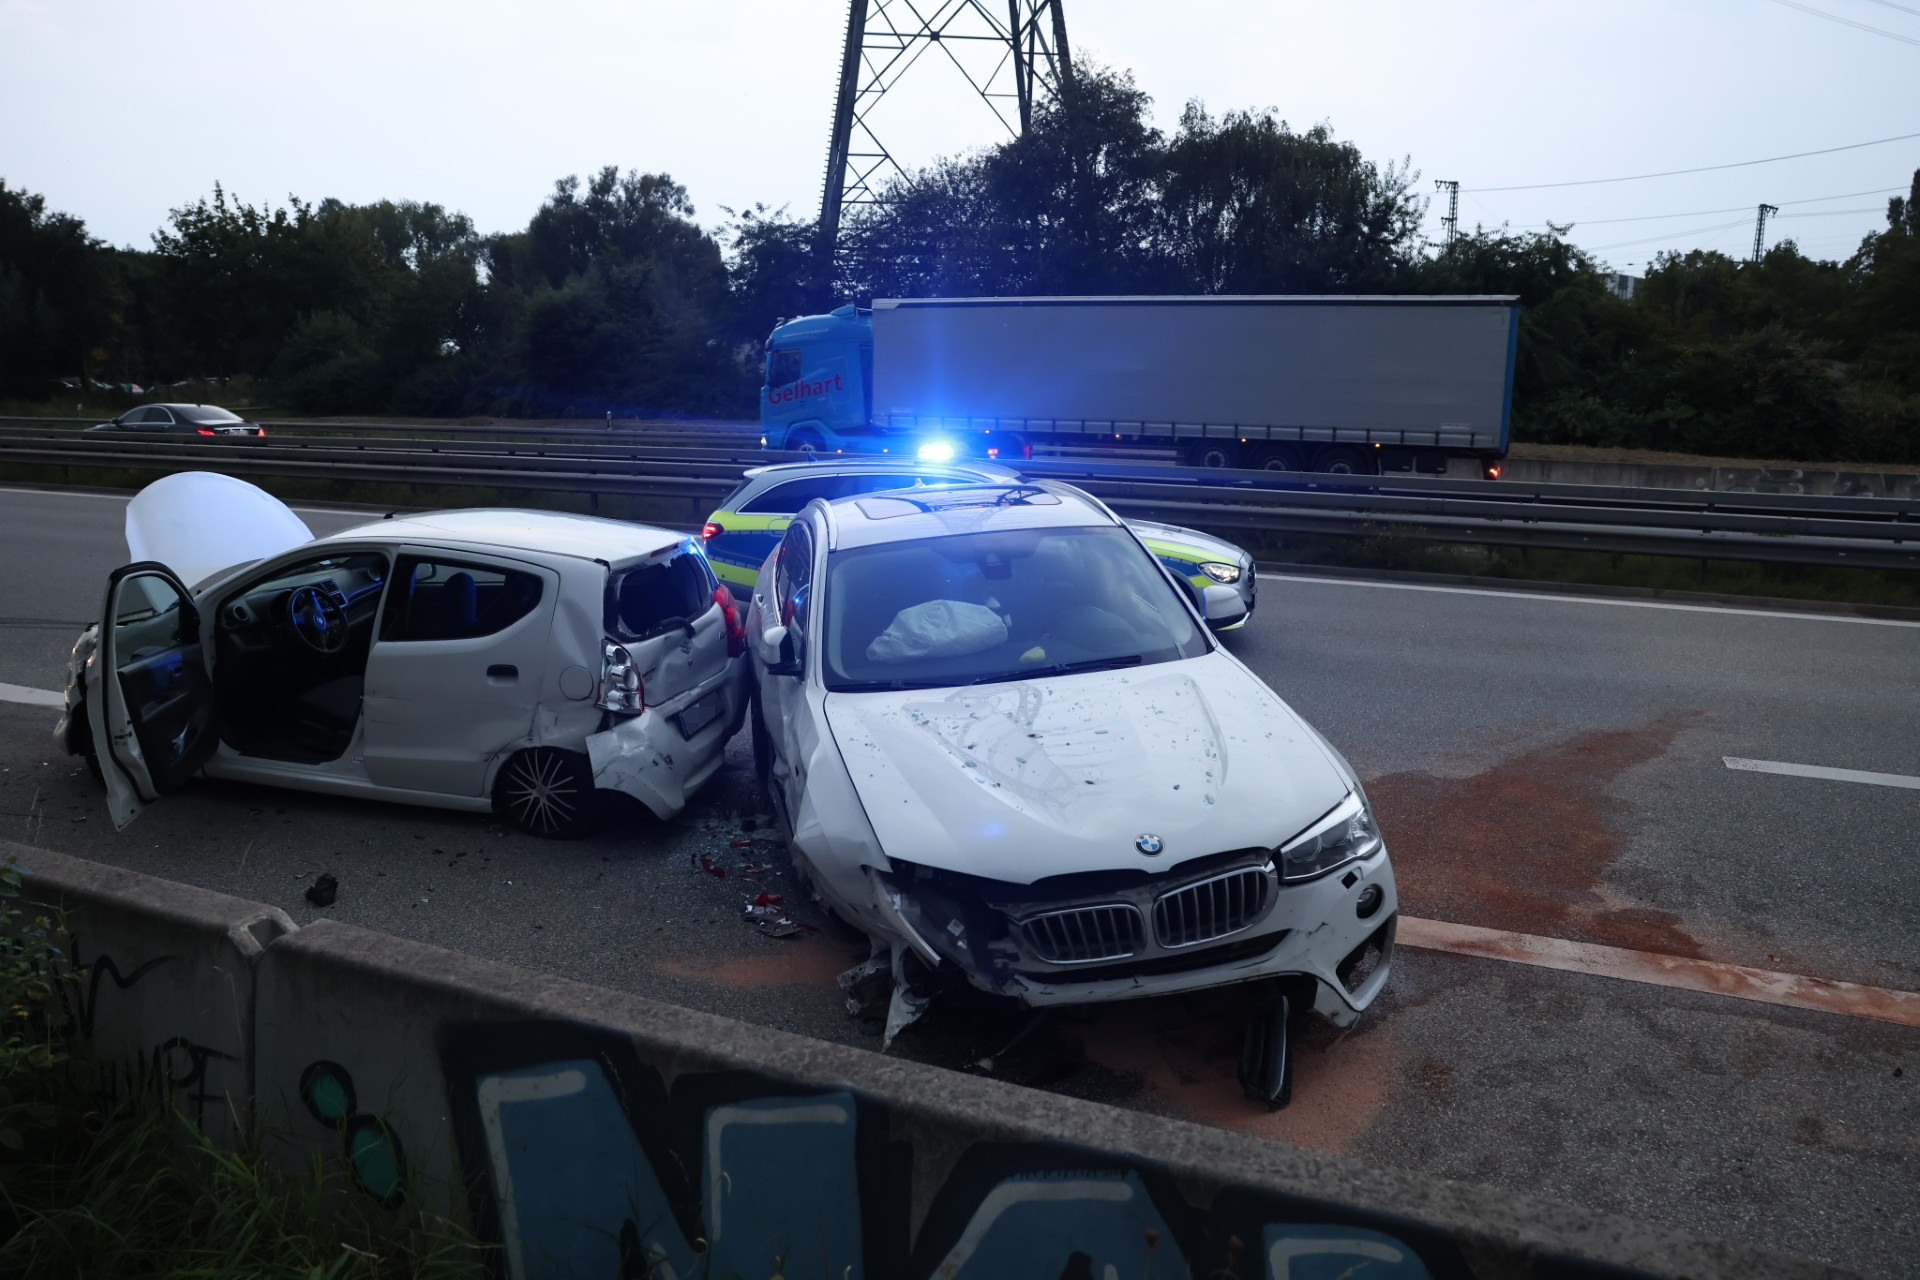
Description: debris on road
xmin=741 ymin=890 xmax=817 ymax=940
xmin=304 ymin=873 xmax=338 ymax=908
xmin=695 ymin=853 xmax=727 ymax=879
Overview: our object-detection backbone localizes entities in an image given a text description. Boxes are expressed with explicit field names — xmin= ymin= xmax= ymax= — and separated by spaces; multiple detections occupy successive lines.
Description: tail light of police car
xmin=596 ymin=640 xmax=644 ymax=714
xmin=713 ymin=585 xmax=745 ymax=657
xmin=701 ymin=521 xmax=723 ymax=540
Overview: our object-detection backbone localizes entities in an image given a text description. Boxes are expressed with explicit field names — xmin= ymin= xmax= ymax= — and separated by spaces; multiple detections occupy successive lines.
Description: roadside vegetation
xmin=0 ymin=858 xmax=488 ymax=1279
xmin=3 ymin=62 xmax=1917 ymax=465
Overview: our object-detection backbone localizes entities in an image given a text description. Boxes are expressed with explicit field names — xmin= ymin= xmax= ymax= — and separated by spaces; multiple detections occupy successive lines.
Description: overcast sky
xmin=3 ymin=0 xmax=1915 ymax=274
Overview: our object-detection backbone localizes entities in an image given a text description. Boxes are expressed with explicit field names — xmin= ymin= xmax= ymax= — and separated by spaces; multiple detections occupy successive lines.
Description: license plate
xmin=675 ymin=692 xmax=722 ymax=739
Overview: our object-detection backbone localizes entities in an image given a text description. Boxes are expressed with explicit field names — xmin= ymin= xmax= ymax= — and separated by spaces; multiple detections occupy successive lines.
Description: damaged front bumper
xmin=870 ymin=844 xmax=1397 ymax=1026
xmin=584 ymin=660 xmax=751 ymax=819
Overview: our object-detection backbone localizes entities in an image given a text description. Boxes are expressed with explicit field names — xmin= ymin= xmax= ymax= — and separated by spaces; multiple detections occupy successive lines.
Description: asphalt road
xmin=1 ymin=483 xmax=1915 ymax=1276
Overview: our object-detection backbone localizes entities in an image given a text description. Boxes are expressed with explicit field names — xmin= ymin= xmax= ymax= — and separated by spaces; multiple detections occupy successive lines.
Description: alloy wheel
xmin=497 ymin=748 xmax=592 ymax=838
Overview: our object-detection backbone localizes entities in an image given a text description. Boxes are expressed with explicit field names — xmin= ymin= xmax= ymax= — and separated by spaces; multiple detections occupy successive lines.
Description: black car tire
xmin=493 ymin=748 xmax=598 ymax=838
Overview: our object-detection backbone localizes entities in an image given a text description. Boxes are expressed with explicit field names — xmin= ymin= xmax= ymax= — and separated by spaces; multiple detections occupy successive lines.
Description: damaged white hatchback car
xmin=749 ymin=481 xmax=1396 ymax=1095
xmin=59 ymin=472 xmax=749 ymax=836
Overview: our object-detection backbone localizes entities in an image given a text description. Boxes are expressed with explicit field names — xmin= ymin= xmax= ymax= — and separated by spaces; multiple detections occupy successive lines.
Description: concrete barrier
xmin=7 ymin=839 xmax=1854 ymax=1280
xmin=11 ymin=842 xmax=293 ymax=1146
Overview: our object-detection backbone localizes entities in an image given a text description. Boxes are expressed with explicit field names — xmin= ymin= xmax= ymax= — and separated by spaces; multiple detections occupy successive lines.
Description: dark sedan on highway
xmin=88 ymin=403 xmax=265 ymax=437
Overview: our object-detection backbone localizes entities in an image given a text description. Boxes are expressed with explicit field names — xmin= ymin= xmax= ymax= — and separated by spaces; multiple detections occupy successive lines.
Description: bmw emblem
xmin=1135 ymin=834 xmax=1164 ymax=857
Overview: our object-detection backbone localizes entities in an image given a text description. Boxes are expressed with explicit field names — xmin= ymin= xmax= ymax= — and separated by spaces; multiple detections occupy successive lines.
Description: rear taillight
xmin=1484 ymin=462 xmax=1502 ymax=480
xmin=701 ymin=521 xmax=723 ymax=540
xmin=196 ymin=428 xmax=216 ymax=436
xmin=596 ymin=640 xmax=644 ymax=713
xmin=714 ymin=585 xmax=745 ymax=657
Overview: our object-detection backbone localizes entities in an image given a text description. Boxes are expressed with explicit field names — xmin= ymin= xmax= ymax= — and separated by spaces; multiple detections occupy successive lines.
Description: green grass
xmin=0 ymin=1100 xmax=489 ymax=1280
xmin=0 ymin=856 xmax=488 ymax=1280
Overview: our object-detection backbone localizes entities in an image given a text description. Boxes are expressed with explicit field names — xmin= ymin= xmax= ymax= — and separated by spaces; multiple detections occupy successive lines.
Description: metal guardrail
xmin=0 ymin=429 xmax=1913 ymax=570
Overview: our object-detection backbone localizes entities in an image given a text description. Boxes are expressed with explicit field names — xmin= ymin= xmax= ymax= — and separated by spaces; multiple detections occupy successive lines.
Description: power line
xmin=1465 ymin=130 xmax=1920 ymax=192
xmin=1587 ymin=219 xmax=1754 ymax=252
xmin=1858 ymin=0 xmax=1920 ymax=18
xmin=1765 ymin=0 xmax=1920 ymax=45
xmin=1502 ymin=187 xmax=1905 ymax=229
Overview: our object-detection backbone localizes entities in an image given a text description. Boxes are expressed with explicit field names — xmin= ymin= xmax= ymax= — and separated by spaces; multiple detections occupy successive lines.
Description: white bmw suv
xmin=747 ymin=480 xmax=1397 ymax=1063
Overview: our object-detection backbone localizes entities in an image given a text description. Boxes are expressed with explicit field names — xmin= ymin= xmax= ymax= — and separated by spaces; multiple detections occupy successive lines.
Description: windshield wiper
xmin=832 ymin=654 xmax=1146 ymax=693
xmin=963 ymin=654 xmax=1145 ymax=685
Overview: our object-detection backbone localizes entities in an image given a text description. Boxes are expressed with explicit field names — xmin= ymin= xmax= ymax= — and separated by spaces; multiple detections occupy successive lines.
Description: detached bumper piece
xmin=1239 ymin=987 xmax=1294 ymax=1110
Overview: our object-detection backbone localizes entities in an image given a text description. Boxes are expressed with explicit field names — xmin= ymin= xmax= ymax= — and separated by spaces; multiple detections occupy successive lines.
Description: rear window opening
xmin=607 ymin=546 xmax=716 ymax=641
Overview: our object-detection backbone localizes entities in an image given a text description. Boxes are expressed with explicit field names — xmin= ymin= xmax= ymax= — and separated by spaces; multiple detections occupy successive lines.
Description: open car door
xmin=86 ymin=562 xmax=220 ymax=829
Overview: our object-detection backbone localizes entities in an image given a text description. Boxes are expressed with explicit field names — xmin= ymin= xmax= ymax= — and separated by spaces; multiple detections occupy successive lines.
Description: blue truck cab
xmin=760 ymin=305 xmax=873 ymax=453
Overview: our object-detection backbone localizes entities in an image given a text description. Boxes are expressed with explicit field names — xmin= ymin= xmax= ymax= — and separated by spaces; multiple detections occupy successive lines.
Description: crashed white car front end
xmin=809 ymin=657 xmax=1396 ymax=1026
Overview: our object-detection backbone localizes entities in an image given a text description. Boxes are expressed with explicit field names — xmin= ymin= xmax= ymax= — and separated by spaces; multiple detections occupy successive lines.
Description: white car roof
xmin=739 ymin=458 xmax=1019 ymax=486
xmin=818 ymin=482 xmax=1119 ymax=551
xmin=321 ymin=508 xmax=686 ymax=563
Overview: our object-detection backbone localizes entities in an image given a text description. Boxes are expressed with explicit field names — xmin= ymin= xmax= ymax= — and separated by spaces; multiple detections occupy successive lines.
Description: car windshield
xmin=176 ymin=405 xmax=242 ymax=423
xmin=822 ymin=525 xmax=1209 ymax=692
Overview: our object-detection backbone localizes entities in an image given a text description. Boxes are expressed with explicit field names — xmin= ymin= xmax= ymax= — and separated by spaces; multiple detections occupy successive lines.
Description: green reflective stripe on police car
xmin=710 ymin=511 xmax=793 ymax=533
xmin=711 ymin=558 xmax=759 ymax=587
xmin=1140 ymin=539 xmax=1211 ymax=587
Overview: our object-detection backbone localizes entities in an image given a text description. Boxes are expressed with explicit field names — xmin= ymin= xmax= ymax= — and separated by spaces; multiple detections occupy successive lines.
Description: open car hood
xmin=823 ymin=652 xmax=1348 ymax=885
xmin=125 ymin=472 xmax=314 ymax=586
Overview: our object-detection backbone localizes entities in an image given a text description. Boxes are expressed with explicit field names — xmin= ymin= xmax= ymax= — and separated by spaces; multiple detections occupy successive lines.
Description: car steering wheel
xmin=286 ymin=585 xmax=349 ymax=655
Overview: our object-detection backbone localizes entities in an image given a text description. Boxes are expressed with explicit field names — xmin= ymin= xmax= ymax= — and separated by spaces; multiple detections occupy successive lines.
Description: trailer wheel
xmin=1185 ymin=441 xmax=1241 ymax=469
xmin=1313 ymin=446 xmax=1370 ymax=475
xmin=1249 ymin=444 xmax=1303 ymax=473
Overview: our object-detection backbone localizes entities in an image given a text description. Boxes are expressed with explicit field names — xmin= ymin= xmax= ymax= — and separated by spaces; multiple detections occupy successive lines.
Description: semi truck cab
xmin=761 ymin=306 xmax=873 ymax=453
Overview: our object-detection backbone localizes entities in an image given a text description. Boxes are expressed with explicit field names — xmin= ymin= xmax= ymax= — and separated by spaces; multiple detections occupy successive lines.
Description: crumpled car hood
xmin=125 ymin=471 xmax=313 ymax=585
xmin=823 ymin=652 xmax=1348 ymax=884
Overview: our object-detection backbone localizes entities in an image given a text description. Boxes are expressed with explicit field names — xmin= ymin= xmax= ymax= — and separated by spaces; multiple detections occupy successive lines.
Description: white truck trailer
xmin=760 ymin=294 xmax=1522 ymax=477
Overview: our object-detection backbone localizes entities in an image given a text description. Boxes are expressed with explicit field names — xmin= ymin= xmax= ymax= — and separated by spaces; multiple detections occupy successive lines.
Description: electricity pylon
xmin=819 ymin=1 xmax=1074 ymax=266
xmin=1751 ymin=203 xmax=1779 ymax=262
xmin=1435 ymin=180 xmax=1460 ymax=242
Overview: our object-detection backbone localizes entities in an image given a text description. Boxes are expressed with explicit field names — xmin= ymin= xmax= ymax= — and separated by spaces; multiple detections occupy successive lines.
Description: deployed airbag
xmin=866 ymin=600 xmax=1007 ymax=664
xmin=125 ymin=471 xmax=314 ymax=586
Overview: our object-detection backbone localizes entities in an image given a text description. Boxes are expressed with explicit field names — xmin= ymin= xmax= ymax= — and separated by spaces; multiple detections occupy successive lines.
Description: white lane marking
xmin=1257 ymin=573 xmax=1920 ymax=628
xmin=1398 ymin=916 xmax=1920 ymax=1029
xmin=1724 ymin=756 xmax=1920 ymax=791
xmin=0 ymin=683 xmax=63 ymax=708
xmin=0 ymin=485 xmax=372 ymax=519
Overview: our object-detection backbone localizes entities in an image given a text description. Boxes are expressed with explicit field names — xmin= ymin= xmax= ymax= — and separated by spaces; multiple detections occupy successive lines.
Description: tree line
xmin=3 ymin=65 xmax=1916 ymax=463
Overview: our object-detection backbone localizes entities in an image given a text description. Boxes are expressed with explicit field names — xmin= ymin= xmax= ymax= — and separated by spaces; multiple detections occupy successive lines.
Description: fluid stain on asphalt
xmin=656 ymin=941 xmax=866 ymax=990
xmin=1064 ymin=995 xmax=1403 ymax=1156
xmin=1367 ymin=712 xmax=1706 ymax=957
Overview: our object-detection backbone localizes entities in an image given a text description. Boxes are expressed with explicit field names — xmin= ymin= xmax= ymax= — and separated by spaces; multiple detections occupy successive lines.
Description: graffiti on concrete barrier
xmin=296 ymin=1060 xmax=408 ymax=1208
xmin=369 ymin=1020 xmax=1471 ymax=1280
xmin=62 ymin=939 xmax=174 ymax=1039
xmin=56 ymin=939 xmax=239 ymax=1128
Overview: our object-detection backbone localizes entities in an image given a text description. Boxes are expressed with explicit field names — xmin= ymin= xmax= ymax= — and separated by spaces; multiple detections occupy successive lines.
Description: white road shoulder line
xmin=1723 ymin=756 xmax=1920 ymax=791
xmin=1257 ymin=573 xmax=1920 ymax=627
xmin=0 ymin=683 xmax=64 ymax=709
xmin=1398 ymin=916 xmax=1920 ymax=1028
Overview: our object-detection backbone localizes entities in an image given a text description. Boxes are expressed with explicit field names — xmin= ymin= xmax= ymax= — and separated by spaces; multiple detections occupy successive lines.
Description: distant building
xmin=1604 ymin=272 xmax=1640 ymax=302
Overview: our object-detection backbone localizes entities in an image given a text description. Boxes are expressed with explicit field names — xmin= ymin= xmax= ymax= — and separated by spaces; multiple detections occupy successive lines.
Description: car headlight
xmin=1200 ymin=562 xmax=1242 ymax=584
xmin=1278 ymin=793 xmax=1380 ymax=881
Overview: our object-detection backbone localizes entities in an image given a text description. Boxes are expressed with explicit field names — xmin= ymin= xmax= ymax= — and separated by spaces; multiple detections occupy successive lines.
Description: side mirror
xmin=757 ymin=621 xmax=802 ymax=677
xmin=1198 ymin=584 xmax=1246 ymax=631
